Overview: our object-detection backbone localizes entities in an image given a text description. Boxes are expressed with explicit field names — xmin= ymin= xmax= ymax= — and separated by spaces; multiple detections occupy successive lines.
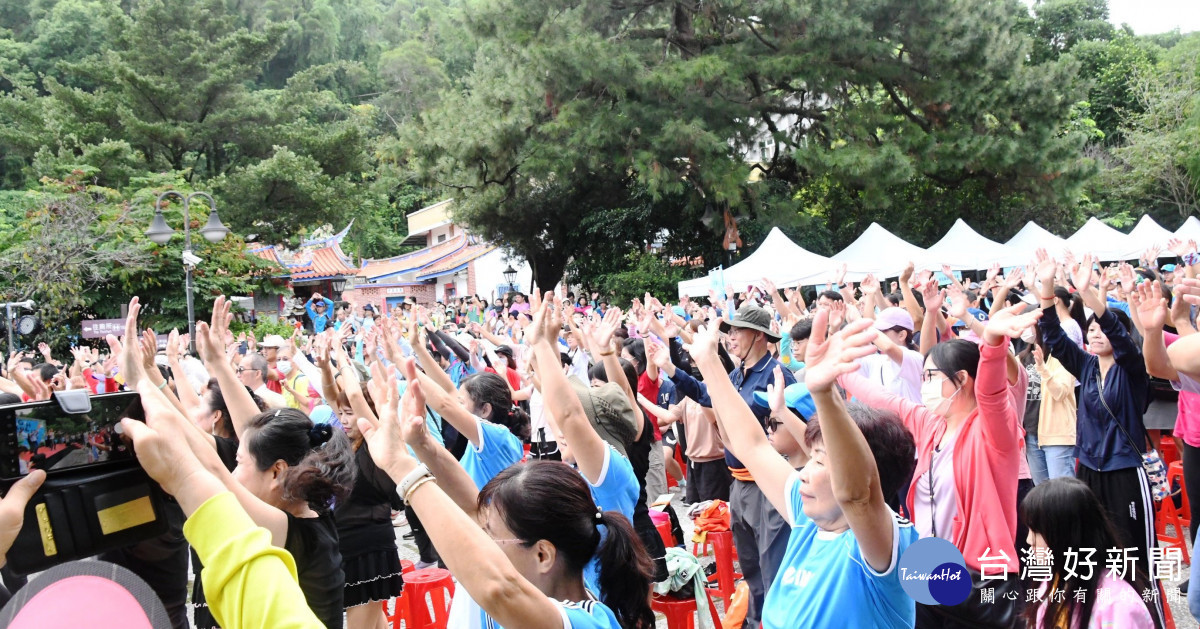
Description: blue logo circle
xmin=898 ymin=537 xmax=971 ymax=606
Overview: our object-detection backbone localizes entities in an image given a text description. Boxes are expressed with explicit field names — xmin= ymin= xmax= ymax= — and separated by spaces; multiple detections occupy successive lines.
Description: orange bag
xmin=691 ymin=500 xmax=731 ymax=546
xmin=721 ymin=581 xmax=749 ymax=629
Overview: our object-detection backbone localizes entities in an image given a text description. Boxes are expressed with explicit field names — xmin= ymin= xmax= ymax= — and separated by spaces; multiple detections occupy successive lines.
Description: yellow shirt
xmin=1036 ymin=355 xmax=1078 ymax=447
xmin=183 ymin=492 xmax=322 ymax=629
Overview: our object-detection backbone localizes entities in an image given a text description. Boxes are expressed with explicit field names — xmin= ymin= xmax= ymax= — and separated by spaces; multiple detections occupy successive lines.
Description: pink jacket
xmin=841 ymin=340 xmax=1021 ymax=572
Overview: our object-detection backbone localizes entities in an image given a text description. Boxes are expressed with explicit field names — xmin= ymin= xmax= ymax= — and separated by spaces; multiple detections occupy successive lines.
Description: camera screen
xmin=0 ymin=393 xmax=145 ymax=479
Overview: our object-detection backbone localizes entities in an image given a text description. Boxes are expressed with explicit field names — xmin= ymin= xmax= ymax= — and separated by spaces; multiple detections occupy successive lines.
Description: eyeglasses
xmin=766 ymin=417 xmax=783 ymax=432
xmin=921 ymin=369 xmax=946 ymax=383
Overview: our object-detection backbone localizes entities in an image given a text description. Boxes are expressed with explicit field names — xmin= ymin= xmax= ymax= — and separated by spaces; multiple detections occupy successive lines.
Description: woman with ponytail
xmin=357 ymin=360 xmax=656 ymax=629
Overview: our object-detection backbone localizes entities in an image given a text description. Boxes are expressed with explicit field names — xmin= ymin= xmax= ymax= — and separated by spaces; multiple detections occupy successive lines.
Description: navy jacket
xmin=1039 ymin=305 xmax=1147 ymax=472
xmin=670 ymin=352 xmax=795 ymax=472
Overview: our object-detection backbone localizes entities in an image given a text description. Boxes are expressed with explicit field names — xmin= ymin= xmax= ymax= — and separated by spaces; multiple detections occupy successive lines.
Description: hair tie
xmin=308 ymin=423 xmax=333 ymax=448
xmin=595 ymin=508 xmax=603 ymax=521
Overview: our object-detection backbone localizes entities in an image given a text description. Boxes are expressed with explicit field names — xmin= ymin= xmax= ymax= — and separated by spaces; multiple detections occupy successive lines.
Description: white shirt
xmin=857 ymin=348 xmax=924 ymax=404
xmin=253 ymin=384 xmax=289 ymax=409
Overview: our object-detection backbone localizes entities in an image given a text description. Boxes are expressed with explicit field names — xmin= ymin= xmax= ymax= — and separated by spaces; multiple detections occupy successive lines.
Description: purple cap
xmin=873 ymin=307 xmax=914 ymax=332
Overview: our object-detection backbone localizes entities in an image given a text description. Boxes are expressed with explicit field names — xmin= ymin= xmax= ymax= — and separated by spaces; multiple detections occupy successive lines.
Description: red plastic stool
xmin=381 ymin=560 xmax=423 ymax=628
xmin=1160 ymin=435 xmax=1181 ymax=467
xmin=1168 ymin=461 xmax=1190 ymax=529
xmin=651 ymin=593 xmax=721 ymax=629
xmin=1156 ymin=497 xmax=1191 ymax=564
xmin=706 ymin=530 xmax=742 ymax=607
xmin=401 ymin=567 xmax=456 ymax=629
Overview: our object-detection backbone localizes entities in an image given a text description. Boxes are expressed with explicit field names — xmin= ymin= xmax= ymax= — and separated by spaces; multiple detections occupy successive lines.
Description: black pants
xmin=1075 ymin=464 xmax=1165 ymax=627
xmin=405 ymin=504 xmax=440 ymax=565
xmin=685 ymin=459 xmax=732 ymax=503
xmin=1014 ymin=477 xmax=1035 ymax=555
xmin=1183 ymin=442 xmax=1200 ymax=544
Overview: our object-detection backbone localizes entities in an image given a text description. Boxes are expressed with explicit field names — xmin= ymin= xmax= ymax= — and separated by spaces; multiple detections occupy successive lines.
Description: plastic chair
xmin=1155 ymin=497 xmax=1191 ymax=564
xmin=655 ymin=516 xmax=675 ymax=549
xmin=400 ymin=567 xmax=456 ymax=629
xmin=381 ymin=560 xmax=422 ymax=628
xmin=651 ymin=593 xmax=721 ymax=629
xmin=705 ymin=530 xmax=742 ymax=607
xmin=1167 ymin=461 xmax=1190 ymax=529
xmin=1160 ymin=435 xmax=1181 ymax=468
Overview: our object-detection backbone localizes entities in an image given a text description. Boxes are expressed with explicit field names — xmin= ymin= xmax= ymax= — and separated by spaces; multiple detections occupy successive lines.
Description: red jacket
xmin=841 ymin=340 xmax=1020 ymax=573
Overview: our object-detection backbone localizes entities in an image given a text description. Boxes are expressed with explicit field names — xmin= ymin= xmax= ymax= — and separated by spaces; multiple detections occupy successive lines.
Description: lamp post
xmin=502 ymin=264 xmax=517 ymax=295
xmin=145 ymin=191 xmax=230 ymax=355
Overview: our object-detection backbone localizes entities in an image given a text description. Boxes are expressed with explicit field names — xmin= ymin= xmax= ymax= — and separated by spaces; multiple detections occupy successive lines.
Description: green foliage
xmin=587 ymin=250 xmax=691 ymax=308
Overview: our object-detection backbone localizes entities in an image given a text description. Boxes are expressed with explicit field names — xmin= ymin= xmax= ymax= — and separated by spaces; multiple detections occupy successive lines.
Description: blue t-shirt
xmin=460 ymin=415 xmax=524 ymax=489
xmin=582 ymin=446 xmax=639 ymax=593
xmin=760 ymin=473 xmax=917 ymax=629
xmin=447 ymin=594 xmax=620 ymax=629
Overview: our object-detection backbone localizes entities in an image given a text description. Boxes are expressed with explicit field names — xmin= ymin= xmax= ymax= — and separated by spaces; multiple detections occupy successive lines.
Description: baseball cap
xmin=873 ymin=307 xmax=914 ymax=332
xmin=260 ymin=334 xmax=286 ymax=348
xmin=752 ymin=382 xmax=817 ymax=422
xmin=967 ymin=308 xmax=989 ymax=322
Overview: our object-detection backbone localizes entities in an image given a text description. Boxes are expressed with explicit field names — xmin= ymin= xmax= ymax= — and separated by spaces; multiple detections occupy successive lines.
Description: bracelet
xmin=157 ymin=380 xmax=168 ymax=390
xmin=403 ymin=476 xmax=437 ymax=503
xmin=598 ymin=349 xmax=615 ymax=357
xmin=396 ymin=462 xmax=431 ymax=498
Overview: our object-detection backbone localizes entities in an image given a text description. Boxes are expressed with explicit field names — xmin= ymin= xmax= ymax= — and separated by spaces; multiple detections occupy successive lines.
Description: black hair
xmin=803 ymin=402 xmax=917 ymax=499
xmin=478 ymin=462 xmax=655 ymax=629
xmin=886 ymin=292 xmax=903 ymax=306
xmin=819 ymin=290 xmax=843 ymax=302
xmin=204 ymin=378 xmax=265 ymax=441
xmin=461 ymin=372 xmax=530 ymax=441
xmin=1054 ymin=287 xmax=1088 ymax=337
xmin=244 ymin=409 xmax=355 ymax=512
xmin=964 ymin=290 xmax=979 ymax=305
xmin=1086 ymin=308 xmax=1140 ymax=347
xmin=33 ymin=363 xmax=59 ymax=383
xmin=1020 ymin=478 xmax=1154 ymax=628
xmin=621 ymin=338 xmax=647 ymax=375
xmin=0 ymin=392 xmax=20 ymax=405
xmin=789 ymin=318 xmax=813 ymax=342
xmin=925 ymin=338 xmax=980 ymax=386
xmin=588 ymin=358 xmax=638 ymax=394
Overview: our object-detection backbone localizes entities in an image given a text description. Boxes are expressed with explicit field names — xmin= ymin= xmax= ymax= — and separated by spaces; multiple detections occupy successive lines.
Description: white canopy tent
xmin=1126 ymin=215 xmax=1175 ymax=252
xmin=923 ymin=219 xmax=1026 ymax=270
xmin=1063 ymin=217 xmax=1143 ymax=261
xmin=1005 ymin=221 xmax=1068 ymax=257
xmin=676 ymin=227 xmax=838 ymax=297
xmin=831 ymin=222 xmax=932 ymax=280
xmin=1176 ymin=216 xmax=1200 ymax=243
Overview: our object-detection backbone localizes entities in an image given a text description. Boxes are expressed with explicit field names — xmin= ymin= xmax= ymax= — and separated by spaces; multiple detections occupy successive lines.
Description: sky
xmin=1105 ymin=0 xmax=1200 ymax=35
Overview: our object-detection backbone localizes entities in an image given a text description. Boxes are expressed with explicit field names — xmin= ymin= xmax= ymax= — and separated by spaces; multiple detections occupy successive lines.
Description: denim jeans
xmin=1026 ymin=434 xmax=1075 ymax=485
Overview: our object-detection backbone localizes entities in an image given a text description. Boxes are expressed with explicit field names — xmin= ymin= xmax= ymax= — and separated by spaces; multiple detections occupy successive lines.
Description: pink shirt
xmin=1165 ymin=333 xmax=1200 ymax=447
xmin=1035 ymin=573 xmax=1154 ymax=628
xmin=841 ymin=340 xmax=1021 ymax=572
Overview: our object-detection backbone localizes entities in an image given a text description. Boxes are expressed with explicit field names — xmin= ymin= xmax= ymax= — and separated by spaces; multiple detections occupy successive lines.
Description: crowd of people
xmin=0 ymin=238 xmax=1199 ymax=629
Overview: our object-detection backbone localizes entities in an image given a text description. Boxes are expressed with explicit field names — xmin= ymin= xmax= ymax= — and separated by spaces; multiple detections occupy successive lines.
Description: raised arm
xmin=899 ymin=262 xmax=925 ymax=331
xmin=358 ymin=372 xmax=562 ymax=629
xmin=195 ymin=297 xmax=262 ymax=440
xmin=976 ymin=305 xmax=1039 ymax=450
xmin=1033 ymin=250 xmax=1090 ymax=379
xmin=1132 ymin=281 xmax=1178 ymax=381
xmin=805 ymin=311 xmax=898 ymax=572
xmin=689 ymin=324 xmax=796 ymax=517
xmin=918 ymin=279 xmax=944 ymax=356
xmin=409 ymin=322 xmax=456 ymax=394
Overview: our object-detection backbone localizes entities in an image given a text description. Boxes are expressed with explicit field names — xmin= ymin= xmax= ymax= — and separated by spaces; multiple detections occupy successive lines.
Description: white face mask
xmin=1020 ymin=327 xmax=1035 ymax=345
xmin=920 ymin=375 xmax=960 ymax=416
xmin=277 ymin=359 xmax=292 ymax=375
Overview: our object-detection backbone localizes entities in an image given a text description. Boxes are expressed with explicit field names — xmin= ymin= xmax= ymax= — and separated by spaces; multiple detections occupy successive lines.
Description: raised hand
xmin=1032 ymin=344 xmax=1045 ymax=369
xmin=1070 ymin=253 xmax=1097 ymax=293
xmin=1034 ymin=249 xmax=1057 ymax=300
xmin=920 ymin=278 xmax=944 ymax=313
xmin=684 ymin=324 xmax=720 ymax=362
xmin=835 ymin=262 xmax=848 ymax=287
xmin=765 ymin=365 xmax=788 ymax=417
xmin=1132 ymin=280 xmax=1168 ymax=331
xmin=106 ymin=297 xmax=145 ymax=388
xmin=860 ymin=274 xmax=880 ymax=295
xmin=982 ymin=303 xmax=1042 ymax=347
xmin=37 ymin=342 xmax=51 ymax=361
xmin=986 ymin=262 xmax=1001 ymax=283
xmin=804 ymin=309 xmax=878 ymax=393
xmin=945 ymin=284 xmax=968 ymax=321
xmin=1118 ymin=262 xmax=1136 ymax=295
xmin=900 ymin=261 xmax=915 ymax=284
xmin=1002 ymin=266 xmax=1025 ymax=290
xmin=140 ymin=329 xmax=159 ymax=372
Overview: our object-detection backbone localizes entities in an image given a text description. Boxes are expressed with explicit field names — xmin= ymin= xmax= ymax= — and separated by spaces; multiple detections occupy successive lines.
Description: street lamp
xmin=331 ymin=278 xmax=347 ymax=294
xmin=145 ymin=191 xmax=230 ymax=354
xmin=502 ymin=264 xmax=517 ymax=293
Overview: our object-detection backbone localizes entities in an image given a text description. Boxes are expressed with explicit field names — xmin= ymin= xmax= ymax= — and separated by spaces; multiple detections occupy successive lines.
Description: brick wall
xmin=345 ymin=282 xmax=439 ymax=312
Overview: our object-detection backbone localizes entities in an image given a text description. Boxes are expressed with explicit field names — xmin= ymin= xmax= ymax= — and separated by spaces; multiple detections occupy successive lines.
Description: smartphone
xmin=0 ymin=392 xmax=146 ymax=480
